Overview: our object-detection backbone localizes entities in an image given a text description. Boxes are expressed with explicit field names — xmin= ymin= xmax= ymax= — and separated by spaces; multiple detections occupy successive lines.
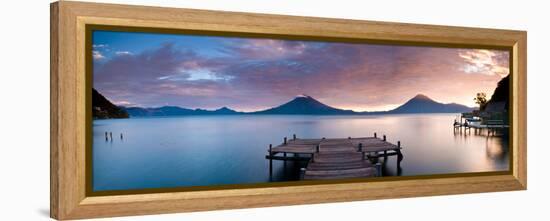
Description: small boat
xmin=465 ymin=117 xmax=482 ymax=127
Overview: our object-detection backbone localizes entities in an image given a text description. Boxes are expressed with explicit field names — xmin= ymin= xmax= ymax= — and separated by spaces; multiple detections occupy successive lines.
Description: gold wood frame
xmin=50 ymin=1 xmax=527 ymax=220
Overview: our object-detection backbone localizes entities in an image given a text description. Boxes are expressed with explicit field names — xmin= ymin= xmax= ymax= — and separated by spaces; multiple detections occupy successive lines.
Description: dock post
xmin=383 ymin=135 xmax=386 ymax=141
xmin=293 ymin=134 xmax=296 ymax=140
xmin=269 ymin=144 xmax=273 ymax=176
xmin=284 ymin=137 xmax=287 ymax=145
xmin=359 ymin=143 xmax=364 ymax=160
xmin=397 ymin=141 xmax=403 ymax=170
xmin=374 ymin=132 xmax=377 ymax=138
xmin=375 ymin=163 xmax=382 ymax=177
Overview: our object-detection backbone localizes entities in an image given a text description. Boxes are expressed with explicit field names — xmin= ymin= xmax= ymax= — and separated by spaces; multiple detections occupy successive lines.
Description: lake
xmin=92 ymin=113 xmax=509 ymax=191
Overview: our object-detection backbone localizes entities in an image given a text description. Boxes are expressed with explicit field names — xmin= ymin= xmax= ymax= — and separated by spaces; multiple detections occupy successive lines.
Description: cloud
xmin=92 ymin=50 xmax=105 ymax=60
xmin=221 ymin=39 xmax=308 ymax=60
xmin=94 ymin=43 xmax=237 ymax=108
xmin=93 ymin=44 xmax=108 ymax=48
xmin=112 ymin=100 xmax=138 ymax=107
xmin=458 ymin=49 xmax=509 ymax=77
xmin=94 ymin=36 xmax=509 ymax=110
xmin=115 ymin=51 xmax=133 ymax=56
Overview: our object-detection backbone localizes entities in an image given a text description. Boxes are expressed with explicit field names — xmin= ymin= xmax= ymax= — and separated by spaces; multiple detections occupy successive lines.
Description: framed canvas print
xmin=50 ymin=1 xmax=527 ymax=220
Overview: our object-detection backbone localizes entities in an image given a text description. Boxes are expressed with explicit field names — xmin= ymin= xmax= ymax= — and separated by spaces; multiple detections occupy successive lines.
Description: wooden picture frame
xmin=50 ymin=1 xmax=527 ymax=220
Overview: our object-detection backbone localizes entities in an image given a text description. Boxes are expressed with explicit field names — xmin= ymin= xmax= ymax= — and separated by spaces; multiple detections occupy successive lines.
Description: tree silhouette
xmin=474 ymin=92 xmax=487 ymax=111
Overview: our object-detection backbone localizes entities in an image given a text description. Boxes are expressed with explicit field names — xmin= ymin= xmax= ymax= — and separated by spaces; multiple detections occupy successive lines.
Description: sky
xmin=92 ymin=30 xmax=509 ymax=112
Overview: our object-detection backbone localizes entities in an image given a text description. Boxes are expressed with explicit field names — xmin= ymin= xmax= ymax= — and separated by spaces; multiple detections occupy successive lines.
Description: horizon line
xmin=114 ymin=94 xmax=476 ymax=113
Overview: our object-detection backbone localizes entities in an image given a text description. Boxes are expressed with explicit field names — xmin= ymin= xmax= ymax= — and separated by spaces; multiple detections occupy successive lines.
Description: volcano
xmin=252 ymin=94 xmax=354 ymax=115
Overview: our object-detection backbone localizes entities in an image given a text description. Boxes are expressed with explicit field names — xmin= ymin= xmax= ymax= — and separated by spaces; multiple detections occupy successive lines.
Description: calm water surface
xmin=92 ymin=114 xmax=509 ymax=191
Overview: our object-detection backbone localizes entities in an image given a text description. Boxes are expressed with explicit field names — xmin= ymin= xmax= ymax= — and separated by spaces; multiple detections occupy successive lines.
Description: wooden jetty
xmin=265 ymin=133 xmax=403 ymax=180
xmin=454 ymin=113 xmax=509 ymax=136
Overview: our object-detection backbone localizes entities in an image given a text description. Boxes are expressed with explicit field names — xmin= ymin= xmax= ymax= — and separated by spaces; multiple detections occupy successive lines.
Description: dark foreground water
xmin=92 ymin=114 xmax=509 ymax=191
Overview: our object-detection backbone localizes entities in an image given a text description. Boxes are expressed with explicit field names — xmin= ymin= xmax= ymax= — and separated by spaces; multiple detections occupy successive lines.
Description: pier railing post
xmin=269 ymin=144 xmax=273 ymax=177
xmin=375 ymin=162 xmax=382 ymax=177
xmin=397 ymin=141 xmax=403 ymax=170
xmin=359 ymin=143 xmax=365 ymax=160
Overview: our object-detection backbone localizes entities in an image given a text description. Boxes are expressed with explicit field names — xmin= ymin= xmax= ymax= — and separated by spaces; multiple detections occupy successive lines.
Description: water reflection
xmin=92 ymin=113 xmax=509 ymax=191
xmin=485 ymin=136 xmax=508 ymax=160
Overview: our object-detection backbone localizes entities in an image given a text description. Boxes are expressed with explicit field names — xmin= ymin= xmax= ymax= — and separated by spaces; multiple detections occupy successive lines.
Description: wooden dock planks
xmin=303 ymin=138 xmax=375 ymax=180
xmin=267 ymin=136 xmax=403 ymax=180
xmin=270 ymin=144 xmax=317 ymax=154
xmin=303 ymin=167 xmax=377 ymax=180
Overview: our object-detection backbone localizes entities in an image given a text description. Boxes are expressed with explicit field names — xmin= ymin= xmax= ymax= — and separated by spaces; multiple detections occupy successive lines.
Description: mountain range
xmin=123 ymin=106 xmax=240 ymax=117
xmin=113 ymin=93 xmax=473 ymax=117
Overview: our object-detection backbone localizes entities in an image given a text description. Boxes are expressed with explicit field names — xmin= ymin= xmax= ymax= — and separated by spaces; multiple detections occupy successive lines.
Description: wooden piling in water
xmin=383 ymin=135 xmax=386 ymax=141
xmin=269 ymin=144 xmax=273 ymax=176
xmin=397 ymin=141 xmax=403 ymax=169
xmin=374 ymin=132 xmax=377 ymax=138
xmin=359 ymin=143 xmax=364 ymax=160
xmin=375 ymin=162 xmax=382 ymax=177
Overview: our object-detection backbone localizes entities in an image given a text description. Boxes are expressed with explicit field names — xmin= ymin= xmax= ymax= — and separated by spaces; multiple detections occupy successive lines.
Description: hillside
xmin=92 ymin=88 xmax=129 ymax=119
xmin=484 ymin=75 xmax=509 ymax=112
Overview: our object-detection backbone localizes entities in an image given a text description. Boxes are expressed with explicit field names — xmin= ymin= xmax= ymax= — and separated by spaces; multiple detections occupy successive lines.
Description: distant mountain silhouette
xmin=92 ymin=88 xmax=129 ymax=119
xmin=117 ymin=94 xmax=473 ymax=117
xmin=252 ymin=94 xmax=355 ymax=115
xmin=123 ymin=106 xmax=240 ymax=117
xmin=213 ymin=107 xmax=240 ymax=114
xmin=388 ymin=94 xmax=474 ymax=114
